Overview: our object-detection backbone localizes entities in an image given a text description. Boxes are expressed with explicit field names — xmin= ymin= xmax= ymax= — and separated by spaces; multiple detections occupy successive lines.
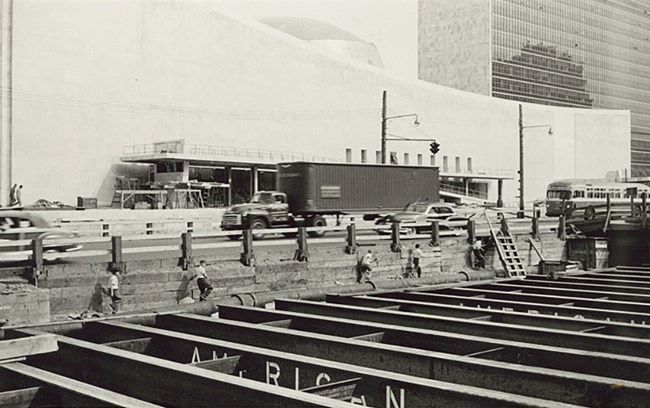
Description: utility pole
xmin=0 ymin=0 xmax=12 ymax=206
xmin=518 ymin=104 xmax=524 ymax=218
xmin=381 ymin=90 xmax=387 ymax=164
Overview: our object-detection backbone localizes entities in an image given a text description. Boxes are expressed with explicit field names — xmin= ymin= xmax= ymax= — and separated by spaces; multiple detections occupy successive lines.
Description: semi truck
xmin=220 ymin=161 xmax=439 ymax=239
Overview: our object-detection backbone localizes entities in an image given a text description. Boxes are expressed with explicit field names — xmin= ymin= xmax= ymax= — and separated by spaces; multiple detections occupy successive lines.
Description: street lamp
xmin=380 ymin=90 xmax=420 ymax=164
xmin=518 ymin=104 xmax=553 ymax=218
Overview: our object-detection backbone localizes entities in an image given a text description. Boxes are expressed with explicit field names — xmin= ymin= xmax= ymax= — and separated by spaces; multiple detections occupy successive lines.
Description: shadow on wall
xmin=94 ymin=161 xmax=152 ymax=207
xmin=89 ymin=282 xmax=105 ymax=313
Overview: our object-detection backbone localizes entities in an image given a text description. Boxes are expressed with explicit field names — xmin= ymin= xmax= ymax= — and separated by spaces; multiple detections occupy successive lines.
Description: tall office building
xmin=419 ymin=0 xmax=650 ymax=176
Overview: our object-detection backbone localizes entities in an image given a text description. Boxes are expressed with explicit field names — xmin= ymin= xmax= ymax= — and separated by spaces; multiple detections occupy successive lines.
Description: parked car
xmin=0 ymin=211 xmax=82 ymax=262
xmin=375 ymin=202 xmax=473 ymax=235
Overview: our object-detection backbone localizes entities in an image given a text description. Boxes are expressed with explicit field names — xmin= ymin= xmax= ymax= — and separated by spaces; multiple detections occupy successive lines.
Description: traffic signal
xmin=429 ymin=140 xmax=440 ymax=155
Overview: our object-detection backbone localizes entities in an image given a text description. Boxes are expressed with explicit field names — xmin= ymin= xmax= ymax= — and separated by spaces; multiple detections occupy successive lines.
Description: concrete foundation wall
xmin=0 ymin=228 xmax=565 ymax=323
xmin=0 ymin=283 xmax=50 ymax=326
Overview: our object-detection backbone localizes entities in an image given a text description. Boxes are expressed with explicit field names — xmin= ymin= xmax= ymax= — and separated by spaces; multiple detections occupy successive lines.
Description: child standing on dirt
xmin=412 ymin=244 xmax=423 ymax=277
xmin=107 ymin=266 xmax=122 ymax=314
xmin=192 ymin=260 xmax=213 ymax=301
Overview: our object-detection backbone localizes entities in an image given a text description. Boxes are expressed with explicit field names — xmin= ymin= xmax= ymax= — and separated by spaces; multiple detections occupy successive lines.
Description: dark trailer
xmin=277 ymin=162 xmax=440 ymax=216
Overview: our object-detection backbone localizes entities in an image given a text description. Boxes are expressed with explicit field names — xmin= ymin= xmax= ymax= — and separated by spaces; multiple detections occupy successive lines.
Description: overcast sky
xmin=210 ymin=0 xmax=419 ymax=80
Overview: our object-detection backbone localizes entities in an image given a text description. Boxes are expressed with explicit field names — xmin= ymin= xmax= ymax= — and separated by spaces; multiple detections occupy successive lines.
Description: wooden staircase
xmin=485 ymin=212 xmax=526 ymax=278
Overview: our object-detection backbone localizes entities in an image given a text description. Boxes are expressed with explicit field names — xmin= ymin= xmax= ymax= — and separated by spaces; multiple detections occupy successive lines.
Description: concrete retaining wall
xmin=1 ymin=229 xmax=567 ymax=325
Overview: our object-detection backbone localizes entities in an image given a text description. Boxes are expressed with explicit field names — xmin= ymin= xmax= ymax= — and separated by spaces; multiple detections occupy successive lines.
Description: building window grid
xmin=492 ymin=4 xmax=650 ymax=66
xmin=492 ymin=15 xmax=650 ymax=72
xmin=492 ymin=91 xmax=589 ymax=109
xmin=492 ymin=36 xmax=650 ymax=84
xmin=495 ymin=0 xmax=650 ymax=45
xmin=491 ymin=1 xmax=650 ymax=123
xmin=492 ymin=49 xmax=650 ymax=102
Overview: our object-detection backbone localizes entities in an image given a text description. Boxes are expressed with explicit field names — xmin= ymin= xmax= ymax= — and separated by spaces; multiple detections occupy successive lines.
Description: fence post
xmin=240 ymin=229 xmax=254 ymax=266
xmin=532 ymin=208 xmax=539 ymax=239
xmin=110 ymin=236 xmax=124 ymax=271
xmin=466 ymin=219 xmax=475 ymax=244
xmin=345 ymin=218 xmax=357 ymax=254
xmin=181 ymin=232 xmax=193 ymax=271
xmin=294 ymin=227 xmax=309 ymax=262
xmin=430 ymin=221 xmax=440 ymax=247
xmin=31 ymin=237 xmax=43 ymax=286
xmin=390 ymin=222 xmax=401 ymax=252
xmin=558 ymin=215 xmax=566 ymax=240
xmin=643 ymin=193 xmax=648 ymax=228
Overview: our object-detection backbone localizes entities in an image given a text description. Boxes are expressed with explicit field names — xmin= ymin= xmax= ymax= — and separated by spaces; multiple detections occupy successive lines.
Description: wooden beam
xmin=87 ymin=320 xmax=583 ymax=408
xmin=158 ymin=313 xmax=650 ymax=406
xmin=0 ymin=334 xmax=57 ymax=362
xmin=104 ymin=337 xmax=151 ymax=353
xmin=221 ymin=303 xmax=650 ymax=381
xmin=190 ymin=355 xmax=242 ymax=373
xmin=2 ymin=362 xmax=162 ymax=408
xmin=0 ymin=387 xmax=41 ymax=408
xmin=22 ymin=334 xmax=347 ymax=408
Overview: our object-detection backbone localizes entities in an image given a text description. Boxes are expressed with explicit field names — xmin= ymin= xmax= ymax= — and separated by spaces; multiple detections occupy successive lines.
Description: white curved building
xmin=0 ymin=0 xmax=631 ymax=207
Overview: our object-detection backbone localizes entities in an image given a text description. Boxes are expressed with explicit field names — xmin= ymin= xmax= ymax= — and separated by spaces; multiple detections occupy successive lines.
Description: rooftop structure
xmin=259 ymin=16 xmax=384 ymax=68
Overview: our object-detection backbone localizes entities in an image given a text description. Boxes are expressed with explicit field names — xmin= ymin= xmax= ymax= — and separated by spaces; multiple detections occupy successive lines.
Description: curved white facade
xmin=4 ymin=0 xmax=630 ymax=206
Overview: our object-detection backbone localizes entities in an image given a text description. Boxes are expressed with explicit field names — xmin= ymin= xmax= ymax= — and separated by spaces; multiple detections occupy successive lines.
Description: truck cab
xmin=220 ymin=190 xmax=328 ymax=239
xmin=221 ymin=191 xmax=290 ymax=232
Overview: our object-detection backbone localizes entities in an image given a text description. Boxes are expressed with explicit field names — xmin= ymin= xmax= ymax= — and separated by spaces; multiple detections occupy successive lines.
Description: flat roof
xmin=121 ymin=154 xmax=513 ymax=180
xmin=120 ymin=153 xmax=277 ymax=170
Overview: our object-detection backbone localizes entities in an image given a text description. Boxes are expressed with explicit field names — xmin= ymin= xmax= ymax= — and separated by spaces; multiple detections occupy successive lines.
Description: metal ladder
xmin=485 ymin=211 xmax=526 ymax=278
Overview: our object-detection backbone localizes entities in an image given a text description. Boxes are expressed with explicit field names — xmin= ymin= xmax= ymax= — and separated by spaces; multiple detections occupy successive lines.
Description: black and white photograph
xmin=0 ymin=0 xmax=649 ymax=406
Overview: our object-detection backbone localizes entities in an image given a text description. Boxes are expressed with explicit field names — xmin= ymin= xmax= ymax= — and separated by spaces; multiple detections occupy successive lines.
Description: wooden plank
xmin=351 ymin=332 xmax=385 ymax=342
xmin=3 ymin=363 xmax=162 ymax=408
xmin=191 ymin=355 xmax=242 ymax=373
xmin=90 ymin=320 xmax=581 ymax=408
xmin=0 ymin=387 xmax=41 ymax=408
xmin=302 ymin=377 xmax=361 ymax=399
xmin=18 ymin=333 xmax=347 ymax=408
xmin=0 ymin=334 xmax=57 ymax=362
xmin=104 ymin=337 xmax=151 ymax=353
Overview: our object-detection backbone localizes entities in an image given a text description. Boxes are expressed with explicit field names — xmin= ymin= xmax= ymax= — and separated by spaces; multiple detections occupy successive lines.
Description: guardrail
xmin=439 ymin=183 xmax=488 ymax=200
xmin=122 ymin=143 xmax=338 ymax=163
xmin=561 ymin=195 xmax=650 ymax=233
xmin=1 ymin=211 xmax=566 ymax=286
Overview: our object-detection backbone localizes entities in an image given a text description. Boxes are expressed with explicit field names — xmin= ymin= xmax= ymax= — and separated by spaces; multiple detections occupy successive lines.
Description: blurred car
xmin=375 ymin=202 xmax=473 ymax=235
xmin=0 ymin=211 xmax=82 ymax=261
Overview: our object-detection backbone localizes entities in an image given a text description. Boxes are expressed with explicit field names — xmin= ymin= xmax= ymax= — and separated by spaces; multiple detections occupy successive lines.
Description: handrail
xmin=122 ymin=142 xmax=339 ymax=164
xmin=439 ymin=183 xmax=488 ymax=199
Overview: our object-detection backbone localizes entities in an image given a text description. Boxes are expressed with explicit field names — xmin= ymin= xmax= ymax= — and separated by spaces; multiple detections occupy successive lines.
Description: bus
xmin=545 ymin=179 xmax=650 ymax=218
